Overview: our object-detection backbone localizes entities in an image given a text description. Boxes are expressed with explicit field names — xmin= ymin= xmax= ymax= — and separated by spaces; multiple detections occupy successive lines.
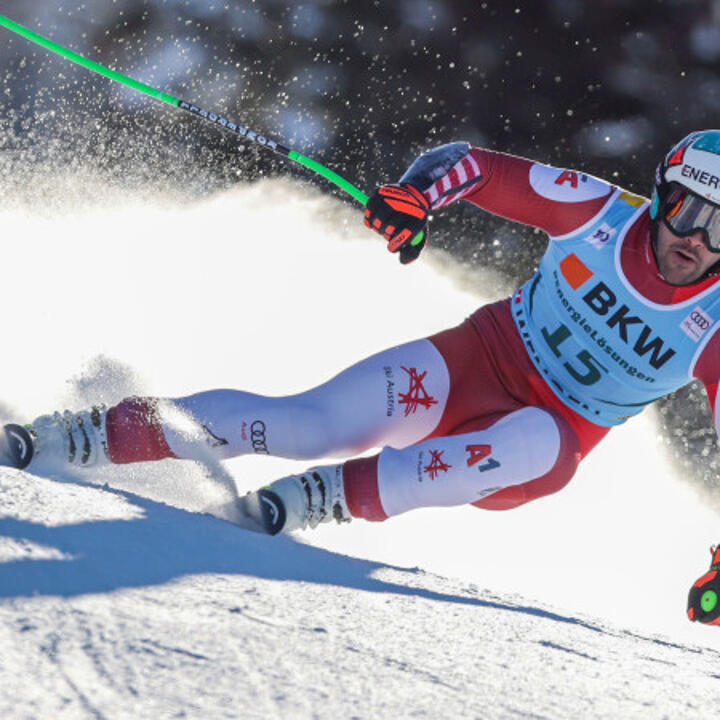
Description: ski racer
xmin=4 ymin=130 xmax=720 ymax=622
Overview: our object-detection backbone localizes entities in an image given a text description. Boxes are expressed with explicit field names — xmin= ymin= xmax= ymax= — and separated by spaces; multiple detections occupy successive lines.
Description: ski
xmin=0 ymin=420 xmax=289 ymax=534
xmin=233 ymin=488 xmax=288 ymax=535
xmin=0 ymin=424 xmax=34 ymax=469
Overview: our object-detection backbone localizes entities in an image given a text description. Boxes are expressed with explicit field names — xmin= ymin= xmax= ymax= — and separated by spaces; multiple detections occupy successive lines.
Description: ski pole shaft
xmin=0 ymin=13 xmax=425 ymax=248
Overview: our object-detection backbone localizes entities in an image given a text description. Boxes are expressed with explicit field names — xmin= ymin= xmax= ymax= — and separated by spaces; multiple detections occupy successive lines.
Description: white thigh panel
xmin=377 ymin=407 xmax=561 ymax=517
xmin=300 ymin=338 xmax=451 ymax=455
xmin=165 ymin=338 xmax=450 ymax=461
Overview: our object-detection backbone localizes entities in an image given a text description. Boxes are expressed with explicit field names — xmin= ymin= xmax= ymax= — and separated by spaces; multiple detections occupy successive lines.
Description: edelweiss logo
xmin=423 ymin=450 xmax=451 ymax=480
xmin=399 ymin=366 xmax=437 ymax=416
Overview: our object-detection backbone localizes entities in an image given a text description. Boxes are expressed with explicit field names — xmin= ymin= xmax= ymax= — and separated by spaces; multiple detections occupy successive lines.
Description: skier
xmin=4 ymin=130 xmax=720 ymax=621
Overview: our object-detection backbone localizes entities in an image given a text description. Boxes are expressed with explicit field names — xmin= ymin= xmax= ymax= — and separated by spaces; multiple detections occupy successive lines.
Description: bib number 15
xmin=541 ymin=322 xmax=607 ymax=386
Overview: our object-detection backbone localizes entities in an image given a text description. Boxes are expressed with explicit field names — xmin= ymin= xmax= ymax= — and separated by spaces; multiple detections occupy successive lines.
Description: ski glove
xmin=687 ymin=544 xmax=720 ymax=625
xmin=364 ymin=183 xmax=430 ymax=264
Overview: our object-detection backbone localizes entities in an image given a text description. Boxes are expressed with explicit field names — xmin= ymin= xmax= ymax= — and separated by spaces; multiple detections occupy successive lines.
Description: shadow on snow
xmin=0 ymin=481 xmax=619 ymax=638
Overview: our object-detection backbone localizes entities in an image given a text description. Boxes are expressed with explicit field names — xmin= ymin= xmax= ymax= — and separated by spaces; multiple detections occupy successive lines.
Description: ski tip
xmin=1 ymin=424 xmax=34 ymax=469
xmin=256 ymin=489 xmax=287 ymax=535
xmin=234 ymin=488 xmax=287 ymax=535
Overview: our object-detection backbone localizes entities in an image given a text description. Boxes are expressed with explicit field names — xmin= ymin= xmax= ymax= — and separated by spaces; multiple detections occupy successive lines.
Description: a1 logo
xmin=465 ymin=444 xmax=501 ymax=473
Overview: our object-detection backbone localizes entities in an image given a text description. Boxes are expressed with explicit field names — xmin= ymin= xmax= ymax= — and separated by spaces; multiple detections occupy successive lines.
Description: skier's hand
xmin=364 ymin=183 xmax=430 ymax=264
xmin=687 ymin=544 xmax=720 ymax=625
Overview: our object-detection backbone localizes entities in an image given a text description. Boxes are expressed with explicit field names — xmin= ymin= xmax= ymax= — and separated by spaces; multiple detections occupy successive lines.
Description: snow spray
xmin=0 ymin=12 xmax=425 ymax=252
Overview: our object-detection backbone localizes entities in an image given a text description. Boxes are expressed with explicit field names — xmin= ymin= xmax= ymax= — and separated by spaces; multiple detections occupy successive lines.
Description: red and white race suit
xmin=104 ymin=144 xmax=720 ymax=521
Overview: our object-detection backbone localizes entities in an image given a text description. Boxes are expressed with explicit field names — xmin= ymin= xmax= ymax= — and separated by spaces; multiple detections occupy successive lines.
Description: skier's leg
xmin=109 ymin=301 xmax=520 ymax=467
xmin=27 ymin=338 xmax=452 ymax=470
xmin=112 ymin=338 xmax=449 ymax=463
xmin=342 ymin=406 xmax=581 ymax=521
xmin=235 ymin=300 xmax=611 ymax=533
xmin=254 ymin=405 xmax=583 ymax=533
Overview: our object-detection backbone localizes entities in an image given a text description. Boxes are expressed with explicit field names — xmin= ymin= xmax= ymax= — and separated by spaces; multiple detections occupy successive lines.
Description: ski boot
xmin=235 ymin=464 xmax=352 ymax=535
xmin=687 ymin=544 xmax=720 ymax=625
xmin=0 ymin=407 xmax=110 ymax=473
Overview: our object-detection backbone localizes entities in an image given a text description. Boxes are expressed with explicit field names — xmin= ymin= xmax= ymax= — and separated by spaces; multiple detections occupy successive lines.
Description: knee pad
xmin=471 ymin=407 xmax=581 ymax=510
xmin=375 ymin=406 xmax=579 ymax=517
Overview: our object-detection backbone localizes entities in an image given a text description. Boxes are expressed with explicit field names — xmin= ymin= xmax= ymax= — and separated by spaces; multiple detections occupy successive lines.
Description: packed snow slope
xmin=2 ymin=178 xmax=720 ymax=718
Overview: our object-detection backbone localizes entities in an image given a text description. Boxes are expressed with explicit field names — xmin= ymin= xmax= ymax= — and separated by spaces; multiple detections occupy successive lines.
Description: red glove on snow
xmin=364 ymin=183 xmax=430 ymax=264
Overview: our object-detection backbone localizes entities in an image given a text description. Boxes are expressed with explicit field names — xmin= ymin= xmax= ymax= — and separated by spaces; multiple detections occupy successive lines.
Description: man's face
xmin=654 ymin=221 xmax=719 ymax=285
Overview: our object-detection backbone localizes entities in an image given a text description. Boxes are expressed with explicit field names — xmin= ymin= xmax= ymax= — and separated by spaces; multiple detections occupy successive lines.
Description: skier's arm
xmin=681 ymin=330 xmax=720 ymax=626
xmin=401 ymin=143 xmax=616 ymax=235
xmin=365 ymin=142 xmax=617 ymax=261
xmin=692 ymin=327 xmax=720 ymax=443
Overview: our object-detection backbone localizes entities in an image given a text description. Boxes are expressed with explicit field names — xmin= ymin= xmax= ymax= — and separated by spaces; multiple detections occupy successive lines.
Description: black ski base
xmin=0 ymin=424 xmax=34 ymax=469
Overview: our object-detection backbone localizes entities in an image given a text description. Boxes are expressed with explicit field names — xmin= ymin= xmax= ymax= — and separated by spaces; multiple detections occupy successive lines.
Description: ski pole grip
xmin=288 ymin=152 xmax=425 ymax=249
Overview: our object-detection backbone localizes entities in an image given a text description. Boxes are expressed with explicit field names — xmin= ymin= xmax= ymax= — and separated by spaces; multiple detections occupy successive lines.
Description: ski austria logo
xmin=680 ymin=307 xmax=713 ymax=343
xmin=423 ymin=450 xmax=451 ymax=480
xmin=583 ymin=222 xmax=616 ymax=250
xmin=528 ymin=164 xmax=610 ymax=203
xmin=399 ymin=366 xmax=438 ymax=416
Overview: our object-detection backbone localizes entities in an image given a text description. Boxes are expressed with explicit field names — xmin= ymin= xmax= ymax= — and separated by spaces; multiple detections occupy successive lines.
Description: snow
xmin=2 ymin=178 xmax=720 ymax=717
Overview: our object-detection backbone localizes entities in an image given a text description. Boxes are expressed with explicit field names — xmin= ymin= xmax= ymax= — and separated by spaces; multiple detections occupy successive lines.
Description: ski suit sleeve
xmin=692 ymin=327 xmax=720 ymax=444
xmin=400 ymin=143 xmax=616 ymax=237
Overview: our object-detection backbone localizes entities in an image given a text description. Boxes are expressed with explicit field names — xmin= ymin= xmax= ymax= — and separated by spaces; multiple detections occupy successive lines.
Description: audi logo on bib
xmin=691 ymin=311 xmax=710 ymax=330
xmin=681 ymin=307 xmax=714 ymax=342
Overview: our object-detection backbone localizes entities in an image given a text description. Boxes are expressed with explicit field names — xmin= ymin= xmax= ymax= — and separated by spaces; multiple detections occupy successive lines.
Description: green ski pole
xmin=0 ymin=13 xmax=425 ymax=248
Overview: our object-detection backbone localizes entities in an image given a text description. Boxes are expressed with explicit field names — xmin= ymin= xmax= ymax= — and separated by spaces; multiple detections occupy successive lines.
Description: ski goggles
xmin=663 ymin=183 xmax=720 ymax=252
